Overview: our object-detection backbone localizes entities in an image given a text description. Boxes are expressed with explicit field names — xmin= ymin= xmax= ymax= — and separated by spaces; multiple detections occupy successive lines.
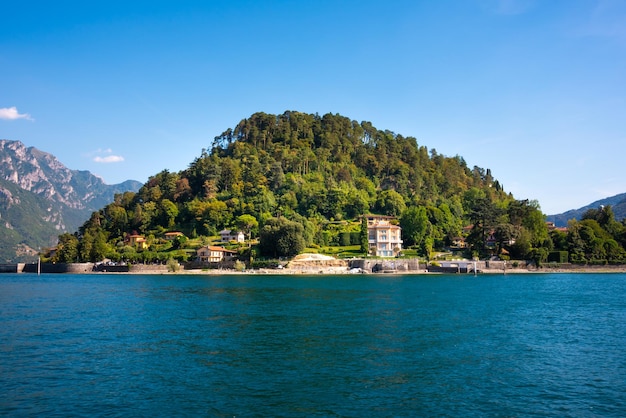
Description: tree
xmin=360 ymin=216 xmax=368 ymax=255
xmin=345 ymin=189 xmax=370 ymax=219
xmin=375 ymin=189 xmax=406 ymax=216
xmin=400 ymin=206 xmax=431 ymax=248
xmin=258 ymin=217 xmax=305 ymax=258
xmin=583 ymin=205 xmax=624 ymax=242
xmin=235 ymin=214 xmax=259 ymax=241
xmin=160 ymin=199 xmax=179 ymax=228
xmin=268 ymin=161 xmax=285 ymax=191
xmin=171 ymin=235 xmax=188 ymax=250
xmin=103 ymin=204 xmax=128 ymax=238
xmin=521 ymin=200 xmax=548 ymax=246
xmin=54 ymin=233 xmax=79 ymax=263
xmin=203 ymin=200 xmax=232 ymax=231
xmin=550 ymin=229 xmax=568 ymax=251
xmin=173 ymin=178 xmax=193 ymax=202
xmin=78 ymin=229 xmax=110 ymax=262
xmin=605 ymin=239 xmax=626 ymax=263
xmin=567 ymin=220 xmax=587 ymax=263
xmin=494 ymin=223 xmax=516 ymax=255
xmin=422 ymin=236 xmax=434 ymax=262
xmin=509 ymin=229 xmax=532 ymax=260
xmin=167 ymin=257 xmax=180 ymax=272
xmin=139 ymin=201 xmax=158 ymax=233
xmin=91 ymin=230 xmax=111 ymax=262
xmin=467 ymin=197 xmax=502 ymax=256
xmin=325 ymin=187 xmax=349 ymax=220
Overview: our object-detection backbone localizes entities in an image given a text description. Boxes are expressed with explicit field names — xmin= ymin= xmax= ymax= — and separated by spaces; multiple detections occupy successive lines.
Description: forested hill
xmin=63 ymin=110 xmax=573 ymax=264
xmin=196 ymin=110 xmax=507 ymax=213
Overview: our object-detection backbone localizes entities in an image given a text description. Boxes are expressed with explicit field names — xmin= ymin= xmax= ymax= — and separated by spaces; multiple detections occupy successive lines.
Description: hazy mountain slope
xmin=0 ymin=140 xmax=142 ymax=210
xmin=547 ymin=193 xmax=626 ymax=227
xmin=0 ymin=179 xmax=72 ymax=262
xmin=0 ymin=139 xmax=142 ymax=262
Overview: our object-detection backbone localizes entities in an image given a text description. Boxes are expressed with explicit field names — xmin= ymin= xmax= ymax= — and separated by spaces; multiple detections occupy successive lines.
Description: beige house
xmin=196 ymin=246 xmax=237 ymax=263
xmin=365 ymin=215 xmax=403 ymax=257
xmin=451 ymin=236 xmax=467 ymax=249
xmin=164 ymin=231 xmax=184 ymax=240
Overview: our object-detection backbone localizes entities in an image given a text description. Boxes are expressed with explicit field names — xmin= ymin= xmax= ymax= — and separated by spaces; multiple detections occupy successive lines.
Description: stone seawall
xmin=286 ymin=258 xmax=349 ymax=273
xmin=127 ymin=264 xmax=169 ymax=274
xmin=0 ymin=264 xmax=19 ymax=273
xmin=20 ymin=263 xmax=95 ymax=273
xmin=0 ymin=262 xmax=171 ymax=274
xmin=348 ymin=259 xmax=422 ymax=273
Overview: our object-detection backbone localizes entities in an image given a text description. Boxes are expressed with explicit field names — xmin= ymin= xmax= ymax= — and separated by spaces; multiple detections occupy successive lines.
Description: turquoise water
xmin=1 ymin=273 xmax=626 ymax=417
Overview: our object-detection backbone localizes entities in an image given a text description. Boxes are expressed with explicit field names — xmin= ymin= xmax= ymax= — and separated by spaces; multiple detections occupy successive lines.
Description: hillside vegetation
xmin=52 ymin=111 xmax=626 ymax=265
xmin=0 ymin=179 xmax=66 ymax=261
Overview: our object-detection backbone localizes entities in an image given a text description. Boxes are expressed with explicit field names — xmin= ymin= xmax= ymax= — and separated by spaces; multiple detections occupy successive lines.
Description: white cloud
xmin=94 ymin=155 xmax=125 ymax=163
xmin=88 ymin=147 xmax=125 ymax=163
xmin=0 ymin=106 xmax=34 ymax=121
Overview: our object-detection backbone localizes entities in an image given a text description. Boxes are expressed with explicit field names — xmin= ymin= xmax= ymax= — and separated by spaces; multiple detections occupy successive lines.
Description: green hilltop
xmin=51 ymin=111 xmax=626 ymax=265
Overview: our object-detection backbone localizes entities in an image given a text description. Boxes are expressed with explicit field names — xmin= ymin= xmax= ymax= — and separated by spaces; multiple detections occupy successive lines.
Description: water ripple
xmin=1 ymin=273 xmax=626 ymax=416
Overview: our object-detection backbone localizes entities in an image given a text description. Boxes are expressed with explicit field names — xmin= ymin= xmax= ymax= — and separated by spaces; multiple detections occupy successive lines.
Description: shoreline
xmin=158 ymin=266 xmax=626 ymax=275
xmin=3 ymin=263 xmax=626 ymax=275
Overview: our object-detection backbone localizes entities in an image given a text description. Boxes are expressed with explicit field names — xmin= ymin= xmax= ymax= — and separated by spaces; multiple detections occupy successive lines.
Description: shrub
xmin=339 ymin=231 xmax=351 ymax=247
xmin=547 ymin=251 xmax=568 ymax=263
xmin=234 ymin=260 xmax=246 ymax=271
xmin=251 ymin=260 xmax=281 ymax=269
xmin=167 ymin=258 xmax=180 ymax=272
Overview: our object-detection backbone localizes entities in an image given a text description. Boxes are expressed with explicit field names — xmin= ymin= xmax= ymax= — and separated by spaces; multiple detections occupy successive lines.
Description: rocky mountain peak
xmin=0 ymin=139 xmax=141 ymax=210
xmin=1 ymin=139 xmax=84 ymax=208
xmin=0 ymin=139 xmax=142 ymax=262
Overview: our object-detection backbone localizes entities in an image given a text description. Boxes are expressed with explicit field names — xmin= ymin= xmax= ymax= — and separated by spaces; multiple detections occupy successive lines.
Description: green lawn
xmin=311 ymin=245 xmax=365 ymax=258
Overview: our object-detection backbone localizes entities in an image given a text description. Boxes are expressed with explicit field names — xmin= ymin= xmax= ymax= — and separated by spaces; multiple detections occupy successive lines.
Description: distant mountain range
xmin=0 ymin=139 xmax=141 ymax=262
xmin=547 ymin=193 xmax=626 ymax=227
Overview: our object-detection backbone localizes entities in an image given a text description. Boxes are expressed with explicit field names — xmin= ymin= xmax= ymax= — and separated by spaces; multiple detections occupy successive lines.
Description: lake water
xmin=1 ymin=273 xmax=626 ymax=417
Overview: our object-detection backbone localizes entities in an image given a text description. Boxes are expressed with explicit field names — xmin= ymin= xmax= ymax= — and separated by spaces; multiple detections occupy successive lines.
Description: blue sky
xmin=1 ymin=0 xmax=625 ymax=215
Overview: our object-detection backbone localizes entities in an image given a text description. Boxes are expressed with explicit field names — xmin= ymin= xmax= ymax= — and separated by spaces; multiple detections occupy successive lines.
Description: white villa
xmin=365 ymin=215 xmax=403 ymax=257
xmin=219 ymin=229 xmax=245 ymax=243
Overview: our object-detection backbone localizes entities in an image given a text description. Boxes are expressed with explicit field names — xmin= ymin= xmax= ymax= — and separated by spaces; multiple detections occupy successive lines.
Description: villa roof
xmin=197 ymin=245 xmax=237 ymax=253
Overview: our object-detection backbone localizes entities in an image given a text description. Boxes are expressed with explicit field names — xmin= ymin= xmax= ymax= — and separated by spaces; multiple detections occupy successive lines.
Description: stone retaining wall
xmin=1 ymin=263 xmax=171 ymax=274
xmin=16 ymin=263 xmax=95 ymax=273
xmin=349 ymin=258 xmax=422 ymax=273
xmin=126 ymin=264 xmax=169 ymax=273
xmin=0 ymin=264 xmax=19 ymax=273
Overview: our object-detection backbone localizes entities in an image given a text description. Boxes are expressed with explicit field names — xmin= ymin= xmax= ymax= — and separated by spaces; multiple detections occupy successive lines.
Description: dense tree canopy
xmin=556 ymin=206 xmax=626 ymax=264
xmin=58 ymin=111 xmax=626 ymax=265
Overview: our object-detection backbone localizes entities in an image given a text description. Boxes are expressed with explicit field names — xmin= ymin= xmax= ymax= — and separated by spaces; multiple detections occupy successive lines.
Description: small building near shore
xmin=196 ymin=246 xmax=238 ymax=263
